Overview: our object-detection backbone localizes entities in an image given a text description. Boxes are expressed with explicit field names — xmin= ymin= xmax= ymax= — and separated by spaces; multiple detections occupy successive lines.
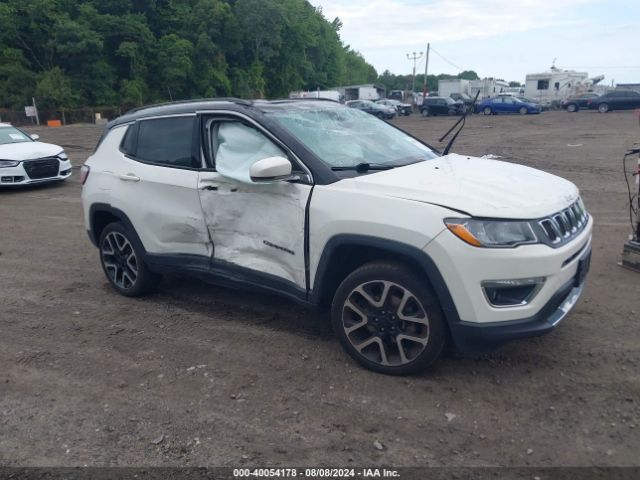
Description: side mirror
xmin=250 ymin=156 xmax=293 ymax=183
xmin=30 ymin=134 xmax=40 ymax=141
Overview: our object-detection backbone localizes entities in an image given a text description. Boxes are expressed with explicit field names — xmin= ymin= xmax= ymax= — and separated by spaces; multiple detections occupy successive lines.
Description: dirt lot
xmin=1 ymin=110 xmax=639 ymax=468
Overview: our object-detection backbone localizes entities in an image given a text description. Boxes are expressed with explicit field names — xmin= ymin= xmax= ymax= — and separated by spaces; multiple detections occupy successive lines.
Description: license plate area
xmin=575 ymin=251 xmax=591 ymax=286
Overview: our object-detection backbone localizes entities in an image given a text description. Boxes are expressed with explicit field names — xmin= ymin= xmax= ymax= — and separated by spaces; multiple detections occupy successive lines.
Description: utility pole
xmin=406 ymin=51 xmax=423 ymax=94
xmin=423 ymin=43 xmax=430 ymax=97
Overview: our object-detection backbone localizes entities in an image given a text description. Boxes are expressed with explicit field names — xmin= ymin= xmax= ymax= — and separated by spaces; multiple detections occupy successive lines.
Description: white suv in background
xmin=80 ymin=99 xmax=592 ymax=375
xmin=0 ymin=123 xmax=71 ymax=186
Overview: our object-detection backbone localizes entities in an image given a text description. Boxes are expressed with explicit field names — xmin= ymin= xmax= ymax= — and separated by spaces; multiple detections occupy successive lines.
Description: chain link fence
xmin=0 ymin=107 xmax=124 ymax=126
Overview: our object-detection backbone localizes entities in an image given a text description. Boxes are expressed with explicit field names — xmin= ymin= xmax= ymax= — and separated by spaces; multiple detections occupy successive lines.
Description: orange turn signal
xmin=446 ymin=223 xmax=483 ymax=247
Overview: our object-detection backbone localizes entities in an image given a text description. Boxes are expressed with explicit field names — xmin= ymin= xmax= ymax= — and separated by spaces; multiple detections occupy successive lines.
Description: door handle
xmin=119 ymin=173 xmax=140 ymax=182
xmin=200 ymin=185 xmax=218 ymax=191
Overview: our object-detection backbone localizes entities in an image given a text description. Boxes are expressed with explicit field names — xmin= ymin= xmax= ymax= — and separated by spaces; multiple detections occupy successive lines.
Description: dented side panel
xmin=198 ymin=173 xmax=310 ymax=288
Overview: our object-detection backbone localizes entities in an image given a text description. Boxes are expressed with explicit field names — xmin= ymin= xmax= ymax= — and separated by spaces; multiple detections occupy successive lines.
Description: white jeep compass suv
xmin=81 ymin=99 xmax=592 ymax=375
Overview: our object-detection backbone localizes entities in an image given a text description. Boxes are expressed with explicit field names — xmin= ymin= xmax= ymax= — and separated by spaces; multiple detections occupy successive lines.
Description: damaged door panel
xmin=110 ymin=116 xmax=211 ymax=256
xmin=198 ymin=119 xmax=311 ymax=289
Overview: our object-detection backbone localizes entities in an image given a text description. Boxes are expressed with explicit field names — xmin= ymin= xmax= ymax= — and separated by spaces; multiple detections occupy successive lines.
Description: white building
xmin=523 ymin=67 xmax=590 ymax=104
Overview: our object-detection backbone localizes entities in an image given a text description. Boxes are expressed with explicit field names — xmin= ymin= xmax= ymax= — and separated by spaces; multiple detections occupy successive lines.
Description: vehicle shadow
xmin=149 ymin=274 xmax=335 ymax=340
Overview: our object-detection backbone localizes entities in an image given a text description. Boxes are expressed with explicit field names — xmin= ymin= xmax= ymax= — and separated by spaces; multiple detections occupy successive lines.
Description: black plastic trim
xmin=310 ymin=234 xmax=460 ymax=320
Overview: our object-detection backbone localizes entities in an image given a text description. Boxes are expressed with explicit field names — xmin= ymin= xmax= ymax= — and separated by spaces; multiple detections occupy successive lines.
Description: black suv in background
xmin=588 ymin=91 xmax=640 ymax=113
xmin=562 ymin=93 xmax=600 ymax=112
xmin=420 ymin=96 xmax=464 ymax=116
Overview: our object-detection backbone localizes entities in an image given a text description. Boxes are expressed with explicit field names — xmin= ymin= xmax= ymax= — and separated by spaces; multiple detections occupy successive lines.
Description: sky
xmin=310 ymin=0 xmax=640 ymax=85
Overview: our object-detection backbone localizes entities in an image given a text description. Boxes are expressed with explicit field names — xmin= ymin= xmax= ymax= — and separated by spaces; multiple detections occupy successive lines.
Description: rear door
xmin=197 ymin=116 xmax=312 ymax=290
xmin=109 ymin=115 xmax=210 ymax=257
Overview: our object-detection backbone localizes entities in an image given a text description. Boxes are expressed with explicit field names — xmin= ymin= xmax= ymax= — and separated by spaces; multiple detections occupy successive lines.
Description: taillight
xmin=80 ymin=164 xmax=90 ymax=185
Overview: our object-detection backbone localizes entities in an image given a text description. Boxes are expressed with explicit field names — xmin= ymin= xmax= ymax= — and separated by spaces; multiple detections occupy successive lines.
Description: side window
xmin=537 ymin=79 xmax=550 ymax=90
xmin=120 ymin=123 xmax=138 ymax=155
xmin=212 ymin=121 xmax=288 ymax=183
xmin=135 ymin=116 xmax=197 ymax=168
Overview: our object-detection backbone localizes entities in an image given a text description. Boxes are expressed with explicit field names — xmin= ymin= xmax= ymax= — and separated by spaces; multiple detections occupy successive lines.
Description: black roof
xmin=107 ymin=97 xmax=340 ymax=129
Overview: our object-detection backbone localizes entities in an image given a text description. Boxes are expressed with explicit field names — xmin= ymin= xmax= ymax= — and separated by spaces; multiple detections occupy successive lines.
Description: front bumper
xmin=424 ymin=216 xmax=593 ymax=354
xmin=448 ymin=250 xmax=589 ymax=355
xmin=0 ymin=159 xmax=72 ymax=186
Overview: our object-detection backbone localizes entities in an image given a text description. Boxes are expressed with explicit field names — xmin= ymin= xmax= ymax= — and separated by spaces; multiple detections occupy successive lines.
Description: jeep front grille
xmin=538 ymin=200 xmax=588 ymax=246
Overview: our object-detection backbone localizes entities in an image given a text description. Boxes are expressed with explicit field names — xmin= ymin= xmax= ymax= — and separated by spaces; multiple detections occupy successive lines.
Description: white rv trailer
xmin=469 ymin=78 xmax=509 ymax=100
xmin=289 ymin=90 xmax=343 ymax=102
xmin=438 ymin=79 xmax=470 ymax=98
xmin=524 ymin=67 xmax=589 ymax=105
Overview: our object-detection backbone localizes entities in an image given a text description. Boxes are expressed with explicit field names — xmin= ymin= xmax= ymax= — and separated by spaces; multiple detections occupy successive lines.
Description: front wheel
xmin=376 ymin=112 xmax=384 ymax=119
xmin=331 ymin=262 xmax=446 ymax=375
xmin=598 ymin=103 xmax=609 ymax=113
xmin=566 ymin=103 xmax=578 ymax=113
xmin=483 ymin=106 xmax=492 ymax=115
xmin=99 ymin=222 xmax=160 ymax=297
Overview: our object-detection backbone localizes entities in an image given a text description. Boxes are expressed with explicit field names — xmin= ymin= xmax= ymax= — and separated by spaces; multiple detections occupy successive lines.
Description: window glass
xmin=0 ymin=126 xmax=31 ymax=145
xmin=268 ymin=104 xmax=437 ymax=169
xmin=136 ymin=116 xmax=196 ymax=168
xmin=537 ymin=79 xmax=550 ymax=90
xmin=213 ymin=122 xmax=286 ymax=183
xmin=120 ymin=123 xmax=137 ymax=154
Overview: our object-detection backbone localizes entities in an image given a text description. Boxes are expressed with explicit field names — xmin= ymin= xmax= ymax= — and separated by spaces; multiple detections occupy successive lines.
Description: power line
xmin=429 ymin=46 xmax=464 ymax=72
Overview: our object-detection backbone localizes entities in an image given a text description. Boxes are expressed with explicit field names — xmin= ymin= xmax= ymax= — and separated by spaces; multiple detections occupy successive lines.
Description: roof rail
xmin=268 ymin=97 xmax=340 ymax=104
xmin=124 ymin=97 xmax=252 ymax=116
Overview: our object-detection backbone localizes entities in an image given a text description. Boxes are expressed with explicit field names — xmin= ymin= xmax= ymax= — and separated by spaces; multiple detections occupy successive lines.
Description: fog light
xmin=482 ymin=277 xmax=545 ymax=307
xmin=1 ymin=176 xmax=12 ymax=183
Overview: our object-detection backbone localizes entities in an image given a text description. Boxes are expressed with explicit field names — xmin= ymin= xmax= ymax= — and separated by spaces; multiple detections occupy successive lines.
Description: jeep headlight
xmin=0 ymin=160 xmax=20 ymax=168
xmin=57 ymin=151 xmax=68 ymax=160
xmin=445 ymin=218 xmax=537 ymax=248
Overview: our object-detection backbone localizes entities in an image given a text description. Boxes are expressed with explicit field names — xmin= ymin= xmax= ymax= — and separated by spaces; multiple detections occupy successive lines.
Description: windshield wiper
xmin=331 ymin=162 xmax=397 ymax=172
xmin=438 ymin=90 xmax=481 ymax=155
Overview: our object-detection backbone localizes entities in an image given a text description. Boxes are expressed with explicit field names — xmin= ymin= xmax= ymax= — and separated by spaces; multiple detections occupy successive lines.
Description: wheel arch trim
xmin=88 ymin=203 xmax=146 ymax=253
xmin=310 ymin=234 xmax=461 ymax=325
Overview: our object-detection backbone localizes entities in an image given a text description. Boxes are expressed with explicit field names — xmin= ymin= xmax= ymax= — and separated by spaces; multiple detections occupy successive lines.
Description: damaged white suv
xmin=81 ymin=99 xmax=592 ymax=375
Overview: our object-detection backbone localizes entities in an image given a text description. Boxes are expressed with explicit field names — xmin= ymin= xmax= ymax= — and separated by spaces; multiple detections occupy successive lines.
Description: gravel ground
xmin=0 ymin=110 xmax=639 ymax=467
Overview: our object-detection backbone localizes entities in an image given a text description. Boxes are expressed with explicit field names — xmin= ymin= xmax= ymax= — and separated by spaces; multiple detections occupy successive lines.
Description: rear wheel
xmin=566 ymin=103 xmax=578 ymax=112
xmin=421 ymin=108 xmax=430 ymax=117
xmin=598 ymin=103 xmax=609 ymax=113
xmin=519 ymin=106 xmax=528 ymax=115
xmin=331 ymin=262 xmax=446 ymax=375
xmin=483 ymin=106 xmax=492 ymax=115
xmin=99 ymin=222 xmax=160 ymax=297
xmin=376 ymin=112 xmax=384 ymax=119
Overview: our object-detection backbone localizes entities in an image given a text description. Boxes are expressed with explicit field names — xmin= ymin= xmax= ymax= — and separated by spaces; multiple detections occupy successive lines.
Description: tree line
xmin=0 ymin=0 xmax=378 ymax=110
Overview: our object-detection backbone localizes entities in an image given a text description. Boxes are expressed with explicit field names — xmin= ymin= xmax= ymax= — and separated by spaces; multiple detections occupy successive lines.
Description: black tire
xmin=483 ymin=106 xmax=492 ymax=115
xmin=421 ymin=108 xmax=430 ymax=117
xmin=598 ymin=103 xmax=609 ymax=113
xmin=376 ymin=112 xmax=384 ymax=119
xmin=566 ymin=103 xmax=578 ymax=113
xmin=519 ymin=106 xmax=528 ymax=115
xmin=98 ymin=222 xmax=160 ymax=297
xmin=331 ymin=261 xmax=446 ymax=375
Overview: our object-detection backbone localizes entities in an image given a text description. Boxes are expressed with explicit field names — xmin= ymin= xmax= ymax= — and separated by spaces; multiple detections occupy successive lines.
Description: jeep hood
xmin=0 ymin=141 xmax=63 ymax=161
xmin=351 ymin=153 xmax=579 ymax=219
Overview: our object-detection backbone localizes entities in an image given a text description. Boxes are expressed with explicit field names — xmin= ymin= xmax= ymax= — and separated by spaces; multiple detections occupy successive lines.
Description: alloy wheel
xmin=341 ymin=280 xmax=430 ymax=366
xmin=101 ymin=231 xmax=138 ymax=289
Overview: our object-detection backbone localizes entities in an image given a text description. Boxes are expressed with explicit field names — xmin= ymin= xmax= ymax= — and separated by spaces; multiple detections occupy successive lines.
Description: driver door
xmin=197 ymin=117 xmax=312 ymax=290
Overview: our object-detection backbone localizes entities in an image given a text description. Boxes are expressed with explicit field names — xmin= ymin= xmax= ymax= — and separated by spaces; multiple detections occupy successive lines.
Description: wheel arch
xmin=310 ymin=235 xmax=460 ymax=326
xmin=89 ymin=203 xmax=146 ymax=254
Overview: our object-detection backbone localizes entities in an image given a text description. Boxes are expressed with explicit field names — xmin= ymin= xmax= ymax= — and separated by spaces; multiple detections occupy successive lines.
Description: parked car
xmin=515 ymin=96 xmax=546 ymax=111
xmin=420 ymin=96 xmax=464 ymax=116
xmin=561 ymin=93 xmax=600 ymax=112
xmin=587 ymin=90 xmax=640 ymax=113
xmin=477 ymin=96 xmax=541 ymax=115
xmin=450 ymin=93 xmax=474 ymax=108
xmin=346 ymin=100 xmax=396 ymax=119
xmin=376 ymin=98 xmax=412 ymax=116
xmin=0 ymin=123 xmax=71 ymax=187
xmin=81 ymin=98 xmax=592 ymax=375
